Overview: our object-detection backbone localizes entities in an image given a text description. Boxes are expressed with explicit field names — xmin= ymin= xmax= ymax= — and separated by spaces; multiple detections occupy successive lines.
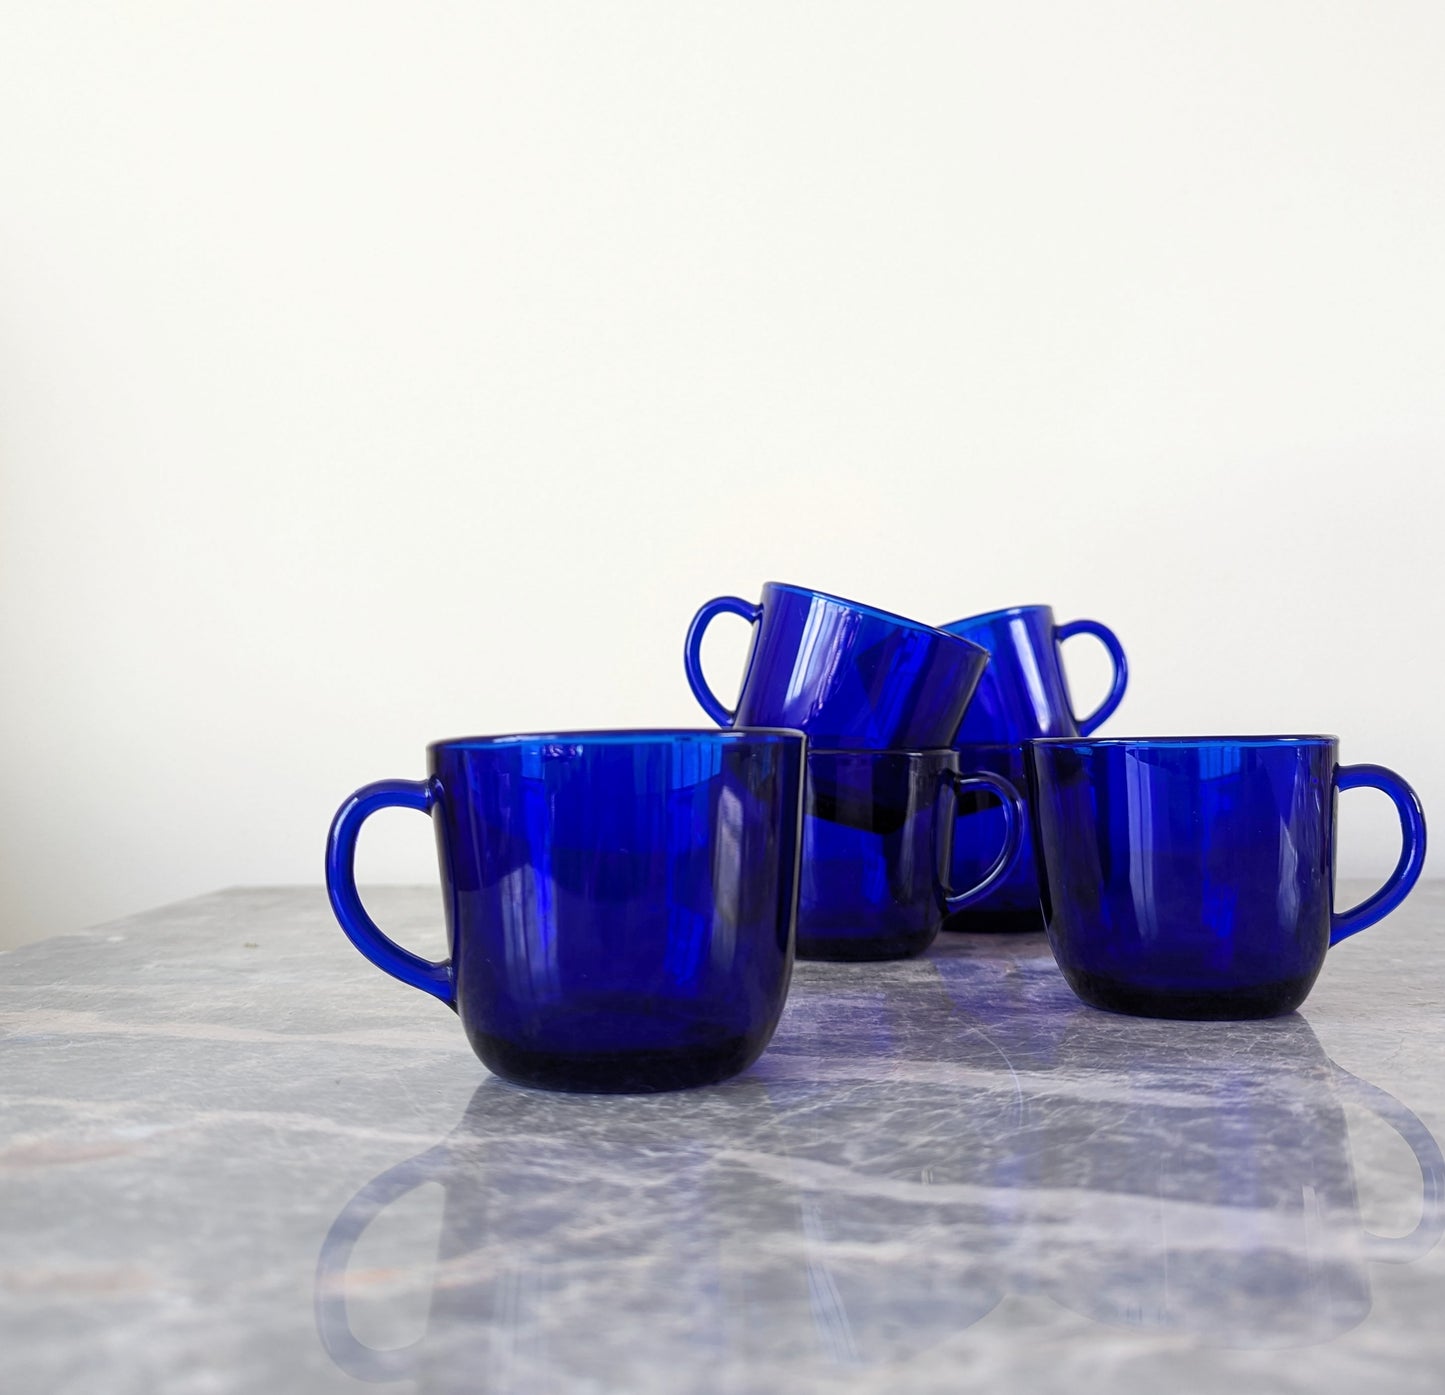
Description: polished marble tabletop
xmin=3 ymin=885 xmax=1444 ymax=1394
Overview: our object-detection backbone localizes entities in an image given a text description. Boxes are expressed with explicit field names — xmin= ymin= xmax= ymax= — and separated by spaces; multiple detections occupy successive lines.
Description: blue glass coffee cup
xmin=686 ymin=583 xmax=990 ymax=749
xmin=941 ymin=605 xmax=1128 ymax=743
xmin=797 ymin=749 xmax=1024 ymax=961
xmin=325 ymin=729 xmax=807 ymax=1092
xmin=936 ymin=605 xmax=1126 ymax=932
xmin=1026 ymin=736 xmax=1427 ymax=1019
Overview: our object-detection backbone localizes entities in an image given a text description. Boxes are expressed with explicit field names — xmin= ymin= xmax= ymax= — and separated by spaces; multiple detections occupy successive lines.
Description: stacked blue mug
xmin=940 ymin=604 xmax=1129 ymax=934
xmin=324 ymin=581 xmax=1427 ymax=1096
xmin=684 ymin=584 xmax=1027 ymax=962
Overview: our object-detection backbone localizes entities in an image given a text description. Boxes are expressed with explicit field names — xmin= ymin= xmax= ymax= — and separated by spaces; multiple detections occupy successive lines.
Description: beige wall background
xmin=2 ymin=2 xmax=1442 ymax=949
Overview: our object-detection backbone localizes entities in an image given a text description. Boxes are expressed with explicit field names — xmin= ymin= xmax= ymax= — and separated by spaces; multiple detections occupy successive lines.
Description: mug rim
xmin=766 ymin=582 xmax=988 ymax=654
xmin=941 ymin=603 xmax=1053 ymax=630
xmin=428 ymin=727 xmax=807 ymax=755
xmin=1028 ymin=734 xmax=1339 ymax=749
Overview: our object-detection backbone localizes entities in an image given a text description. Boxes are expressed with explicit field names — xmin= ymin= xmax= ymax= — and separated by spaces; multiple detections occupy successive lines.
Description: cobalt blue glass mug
xmin=685 ymin=583 xmax=990 ymax=749
xmin=940 ymin=605 xmax=1128 ymax=744
xmin=797 ymin=749 xmax=1024 ymax=961
xmin=325 ymin=729 xmax=807 ymax=1092
xmin=937 ymin=606 xmax=1126 ymax=932
xmin=1027 ymin=737 xmax=1427 ymax=1019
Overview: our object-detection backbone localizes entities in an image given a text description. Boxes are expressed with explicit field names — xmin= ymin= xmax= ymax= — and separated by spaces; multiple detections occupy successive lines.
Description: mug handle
xmin=1329 ymin=764 xmax=1427 ymax=947
xmin=1330 ymin=1063 xmax=1445 ymax=1265
xmin=1054 ymin=618 xmax=1128 ymax=736
xmin=683 ymin=595 xmax=763 ymax=728
xmin=315 ymin=1150 xmax=445 ymax=1381
xmin=325 ymin=779 xmax=454 ymax=1006
xmin=937 ymin=770 xmax=1025 ymax=914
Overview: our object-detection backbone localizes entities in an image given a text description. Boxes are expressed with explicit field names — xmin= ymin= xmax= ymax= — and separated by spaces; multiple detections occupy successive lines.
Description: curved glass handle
xmin=1054 ymin=618 xmax=1128 ymax=736
xmin=325 ymin=779 xmax=453 ymax=1006
xmin=683 ymin=595 xmax=762 ymax=728
xmin=315 ymin=1150 xmax=444 ymax=1381
xmin=1331 ymin=1063 xmax=1445 ymax=1265
xmin=938 ymin=770 xmax=1025 ymax=914
xmin=1330 ymin=764 xmax=1427 ymax=946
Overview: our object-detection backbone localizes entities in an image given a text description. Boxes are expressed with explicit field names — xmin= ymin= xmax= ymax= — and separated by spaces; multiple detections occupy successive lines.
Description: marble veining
xmin=3 ymin=885 xmax=1445 ymax=1393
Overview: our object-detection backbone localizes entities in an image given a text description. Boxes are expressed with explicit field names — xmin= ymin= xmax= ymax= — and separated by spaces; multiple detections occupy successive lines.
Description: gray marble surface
xmin=3 ymin=885 xmax=1444 ymax=1394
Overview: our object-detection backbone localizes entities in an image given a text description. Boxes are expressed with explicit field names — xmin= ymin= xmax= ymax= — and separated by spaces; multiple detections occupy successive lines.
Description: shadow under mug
xmin=1027 ymin=736 xmax=1427 ymax=1019
xmin=941 ymin=604 xmax=1127 ymax=744
xmin=686 ymin=582 xmax=990 ymax=749
xmin=797 ymin=749 xmax=1024 ymax=961
xmin=325 ymin=729 xmax=806 ymax=1092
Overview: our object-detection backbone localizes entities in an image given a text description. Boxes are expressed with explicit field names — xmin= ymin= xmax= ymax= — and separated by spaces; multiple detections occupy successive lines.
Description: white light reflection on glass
xmin=709 ymin=783 xmax=744 ymax=972
xmin=1011 ymin=617 xmax=1052 ymax=731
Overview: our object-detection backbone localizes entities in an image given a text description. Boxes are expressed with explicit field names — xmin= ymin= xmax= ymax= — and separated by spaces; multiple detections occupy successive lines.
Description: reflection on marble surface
xmin=317 ymin=969 xmax=1444 ymax=1390
xmin=4 ymin=887 xmax=1445 ymax=1393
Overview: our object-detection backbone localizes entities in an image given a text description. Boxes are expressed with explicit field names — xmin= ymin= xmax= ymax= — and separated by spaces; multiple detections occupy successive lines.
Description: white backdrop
xmin=2 ymin=3 xmax=1441 ymax=948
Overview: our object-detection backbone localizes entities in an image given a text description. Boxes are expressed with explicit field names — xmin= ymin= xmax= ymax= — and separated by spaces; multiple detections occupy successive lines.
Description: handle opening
xmin=683 ymin=595 xmax=762 ymax=728
xmin=325 ymin=779 xmax=454 ymax=1005
xmin=1054 ymin=618 xmax=1128 ymax=735
xmin=938 ymin=770 xmax=1025 ymax=914
xmin=1330 ymin=764 xmax=1427 ymax=946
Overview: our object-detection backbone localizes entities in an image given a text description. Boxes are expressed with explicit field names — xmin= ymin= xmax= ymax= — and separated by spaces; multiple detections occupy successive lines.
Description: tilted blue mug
xmin=326 ymin=729 xmax=806 ymax=1092
xmin=1026 ymin=736 xmax=1427 ymax=1020
xmin=937 ymin=605 xmax=1127 ymax=932
xmin=686 ymin=583 xmax=990 ymax=750
xmin=797 ymin=749 xmax=1024 ymax=961
xmin=940 ymin=604 xmax=1128 ymax=744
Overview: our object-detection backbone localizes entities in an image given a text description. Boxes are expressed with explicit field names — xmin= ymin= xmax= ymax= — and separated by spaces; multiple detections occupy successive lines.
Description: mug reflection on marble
xmin=316 ymin=1080 xmax=797 ymax=1393
xmin=318 ymin=943 xmax=1445 ymax=1378
xmin=927 ymin=943 xmax=1445 ymax=1347
xmin=315 ymin=1073 xmax=1007 ymax=1390
xmin=751 ymin=961 xmax=1037 ymax=1352
xmin=316 ymin=964 xmax=1036 ymax=1389
xmin=1013 ymin=1013 xmax=1445 ymax=1347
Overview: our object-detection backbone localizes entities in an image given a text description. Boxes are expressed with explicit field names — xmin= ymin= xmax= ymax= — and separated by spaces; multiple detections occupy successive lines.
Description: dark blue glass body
xmin=936 ymin=605 xmax=1126 ymax=931
xmin=325 ymin=730 xmax=806 ymax=1092
xmin=1027 ymin=737 xmax=1427 ymax=1019
xmin=797 ymin=749 xmax=1023 ymax=961
xmin=943 ymin=743 xmax=1044 ymax=934
xmin=686 ymin=583 xmax=990 ymax=749
xmin=940 ymin=605 xmax=1128 ymax=744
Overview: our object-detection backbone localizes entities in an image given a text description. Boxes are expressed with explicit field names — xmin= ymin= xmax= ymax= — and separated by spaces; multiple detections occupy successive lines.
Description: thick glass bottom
xmin=939 ymin=907 xmax=1045 ymax=935
xmin=1062 ymin=967 xmax=1316 ymax=1020
xmin=796 ymin=929 xmax=936 ymax=962
xmin=470 ymin=1030 xmax=765 ymax=1094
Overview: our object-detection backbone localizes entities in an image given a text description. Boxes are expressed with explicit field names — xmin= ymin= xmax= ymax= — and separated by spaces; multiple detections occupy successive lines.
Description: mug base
xmin=471 ymin=1030 xmax=765 ymax=1094
xmin=796 ymin=930 xmax=936 ymax=962
xmin=939 ymin=907 xmax=1044 ymax=936
xmin=1062 ymin=968 xmax=1315 ymax=1020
